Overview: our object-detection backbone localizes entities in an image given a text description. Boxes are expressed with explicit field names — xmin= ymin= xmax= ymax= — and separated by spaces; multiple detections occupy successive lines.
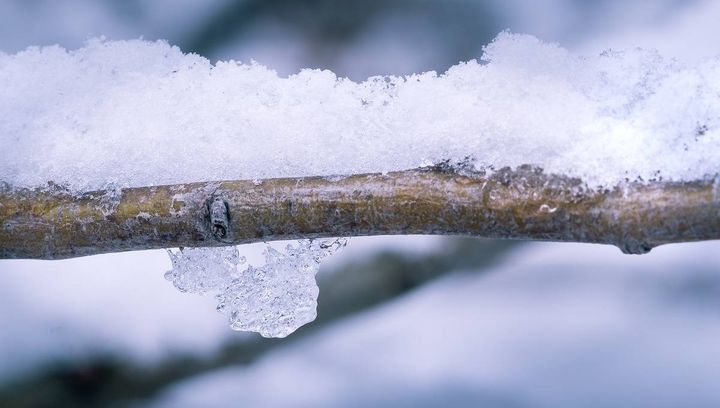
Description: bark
xmin=1 ymin=165 xmax=719 ymax=260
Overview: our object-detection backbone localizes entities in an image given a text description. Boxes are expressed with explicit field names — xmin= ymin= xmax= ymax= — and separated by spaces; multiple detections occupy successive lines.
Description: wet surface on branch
xmin=1 ymin=166 xmax=718 ymax=259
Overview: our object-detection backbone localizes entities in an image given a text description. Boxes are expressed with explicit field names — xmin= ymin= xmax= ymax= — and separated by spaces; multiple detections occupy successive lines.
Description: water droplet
xmin=539 ymin=204 xmax=558 ymax=213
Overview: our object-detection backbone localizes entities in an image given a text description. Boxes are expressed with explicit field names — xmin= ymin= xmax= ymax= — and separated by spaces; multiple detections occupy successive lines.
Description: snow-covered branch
xmin=2 ymin=34 xmax=719 ymax=262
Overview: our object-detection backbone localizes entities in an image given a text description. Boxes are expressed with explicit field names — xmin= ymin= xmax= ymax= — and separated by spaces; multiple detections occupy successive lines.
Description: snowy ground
xmin=154 ymin=241 xmax=720 ymax=408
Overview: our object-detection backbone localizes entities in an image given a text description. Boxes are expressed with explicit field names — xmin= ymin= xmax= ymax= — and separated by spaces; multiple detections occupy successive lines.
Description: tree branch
xmin=1 ymin=166 xmax=718 ymax=260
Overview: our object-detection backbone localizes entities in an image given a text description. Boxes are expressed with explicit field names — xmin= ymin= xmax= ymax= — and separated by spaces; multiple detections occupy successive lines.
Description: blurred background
xmin=1 ymin=0 xmax=720 ymax=407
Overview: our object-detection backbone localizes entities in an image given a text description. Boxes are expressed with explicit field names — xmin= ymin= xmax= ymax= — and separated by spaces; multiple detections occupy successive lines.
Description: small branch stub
xmin=209 ymin=196 xmax=229 ymax=240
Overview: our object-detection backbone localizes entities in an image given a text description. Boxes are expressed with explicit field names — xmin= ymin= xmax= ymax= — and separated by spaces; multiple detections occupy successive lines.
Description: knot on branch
xmin=208 ymin=196 xmax=229 ymax=240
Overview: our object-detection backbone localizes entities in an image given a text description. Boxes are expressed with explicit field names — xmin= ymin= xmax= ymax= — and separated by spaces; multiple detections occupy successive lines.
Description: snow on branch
xmin=2 ymin=32 xmax=720 ymax=337
xmin=1 ymin=33 xmax=719 ymax=194
xmin=2 ymin=33 xmax=719 ymax=259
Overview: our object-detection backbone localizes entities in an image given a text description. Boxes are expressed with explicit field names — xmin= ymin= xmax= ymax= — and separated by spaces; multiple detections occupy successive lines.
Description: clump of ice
xmin=165 ymin=246 xmax=241 ymax=294
xmin=1 ymin=32 xmax=718 ymax=191
xmin=165 ymin=239 xmax=347 ymax=338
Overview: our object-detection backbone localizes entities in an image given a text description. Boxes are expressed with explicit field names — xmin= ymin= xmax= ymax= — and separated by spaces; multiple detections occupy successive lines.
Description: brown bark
xmin=1 ymin=165 xmax=718 ymax=260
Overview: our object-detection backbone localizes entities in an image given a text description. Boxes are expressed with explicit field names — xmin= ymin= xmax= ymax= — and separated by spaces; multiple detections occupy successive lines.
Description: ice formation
xmin=1 ymin=32 xmax=719 ymax=193
xmin=165 ymin=239 xmax=347 ymax=338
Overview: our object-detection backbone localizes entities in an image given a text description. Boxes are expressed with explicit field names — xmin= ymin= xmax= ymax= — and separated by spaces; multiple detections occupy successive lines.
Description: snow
xmin=0 ymin=250 xmax=234 ymax=383
xmin=153 ymin=241 xmax=720 ymax=408
xmin=166 ymin=239 xmax=347 ymax=338
xmin=576 ymin=1 xmax=720 ymax=64
xmin=1 ymin=32 xmax=719 ymax=193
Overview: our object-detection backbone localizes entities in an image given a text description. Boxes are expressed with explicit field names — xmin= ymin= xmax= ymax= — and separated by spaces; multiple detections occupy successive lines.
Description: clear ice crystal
xmin=165 ymin=239 xmax=347 ymax=338
xmin=164 ymin=246 xmax=242 ymax=293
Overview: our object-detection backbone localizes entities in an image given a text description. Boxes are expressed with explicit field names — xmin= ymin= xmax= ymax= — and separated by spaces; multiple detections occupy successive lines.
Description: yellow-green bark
xmin=1 ymin=166 xmax=718 ymax=259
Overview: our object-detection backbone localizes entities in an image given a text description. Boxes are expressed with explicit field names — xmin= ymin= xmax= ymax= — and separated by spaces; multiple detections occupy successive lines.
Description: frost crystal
xmin=165 ymin=239 xmax=347 ymax=338
xmin=165 ymin=246 xmax=241 ymax=294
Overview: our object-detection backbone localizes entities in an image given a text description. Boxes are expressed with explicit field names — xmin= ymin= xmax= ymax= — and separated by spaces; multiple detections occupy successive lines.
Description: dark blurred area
xmin=179 ymin=0 xmax=500 ymax=78
xmin=1 ymin=0 xmax=502 ymax=80
xmin=1 ymin=0 xmax=720 ymax=407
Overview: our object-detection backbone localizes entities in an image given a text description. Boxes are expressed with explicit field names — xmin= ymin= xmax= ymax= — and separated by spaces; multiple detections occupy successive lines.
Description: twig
xmin=1 ymin=165 xmax=718 ymax=259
